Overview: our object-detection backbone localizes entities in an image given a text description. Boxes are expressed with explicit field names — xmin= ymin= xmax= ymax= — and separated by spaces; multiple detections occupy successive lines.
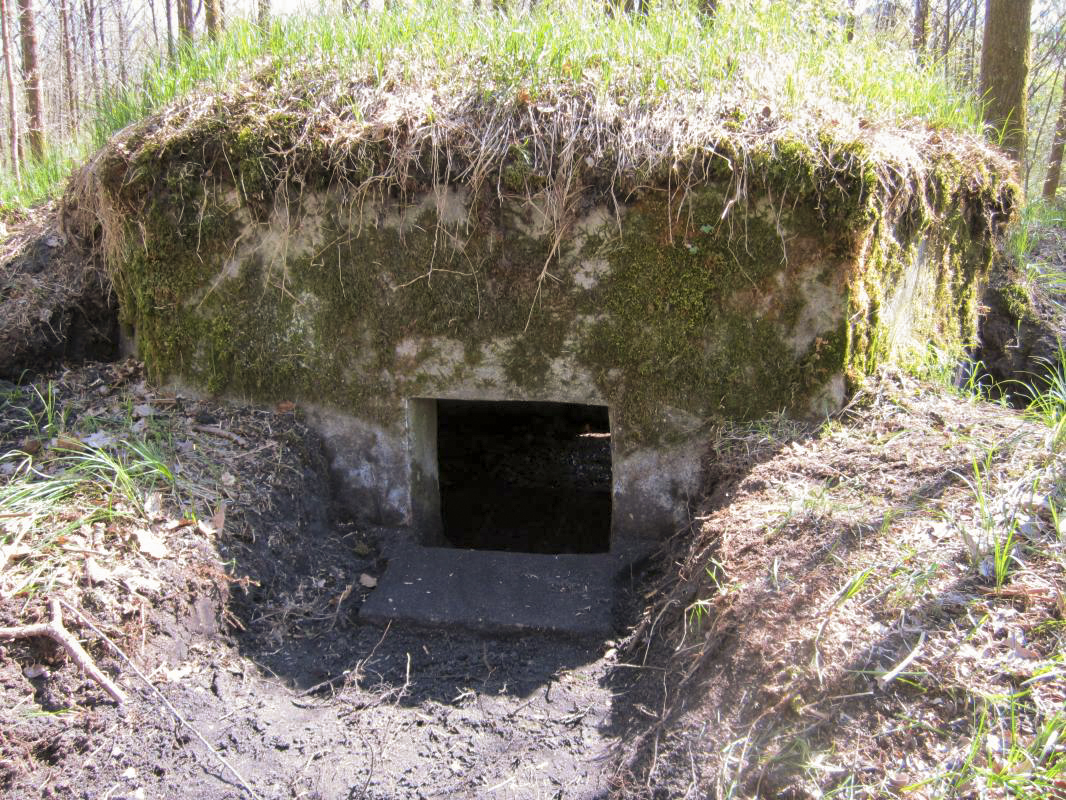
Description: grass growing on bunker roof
xmin=4 ymin=0 xmax=985 ymax=211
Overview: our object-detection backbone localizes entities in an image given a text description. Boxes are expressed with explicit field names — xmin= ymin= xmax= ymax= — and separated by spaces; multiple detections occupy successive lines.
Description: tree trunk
xmin=164 ymin=0 xmax=174 ymax=59
xmin=84 ymin=0 xmax=100 ymax=106
xmin=1043 ymin=69 xmax=1066 ymax=200
xmin=149 ymin=0 xmax=159 ymax=53
xmin=205 ymin=0 xmax=221 ymax=39
xmin=59 ymin=0 xmax=77 ymax=132
xmin=0 ymin=0 xmax=19 ymax=184
xmin=257 ymin=0 xmax=269 ymax=29
xmin=16 ymin=0 xmax=43 ymax=160
xmin=117 ymin=5 xmax=128 ymax=87
xmin=913 ymin=0 xmax=928 ymax=55
xmin=178 ymin=0 xmax=194 ymax=41
xmin=97 ymin=0 xmax=109 ymax=93
xmin=942 ymin=0 xmax=951 ymax=79
xmin=979 ymin=0 xmax=1032 ymax=165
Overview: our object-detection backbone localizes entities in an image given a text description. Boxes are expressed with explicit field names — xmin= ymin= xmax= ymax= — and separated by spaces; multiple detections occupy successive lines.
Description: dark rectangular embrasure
xmin=436 ymin=399 xmax=612 ymax=554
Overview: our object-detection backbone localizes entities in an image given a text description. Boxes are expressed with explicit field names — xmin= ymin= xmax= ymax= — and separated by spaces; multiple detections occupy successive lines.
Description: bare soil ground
xmin=1 ymin=359 xmax=1062 ymax=799
xmin=0 ymin=208 xmax=116 ymax=379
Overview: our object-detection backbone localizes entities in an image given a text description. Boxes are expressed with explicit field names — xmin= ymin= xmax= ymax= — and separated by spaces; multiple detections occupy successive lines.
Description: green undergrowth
xmin=3 ymin=0 xmax=984 ymax=211
xmin=0 ymin=382 xmax=179 ymax=599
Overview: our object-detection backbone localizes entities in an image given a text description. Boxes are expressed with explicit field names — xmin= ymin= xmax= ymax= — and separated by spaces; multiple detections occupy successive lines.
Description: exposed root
xmin=0 ymin=598 xmax=126 ymax=704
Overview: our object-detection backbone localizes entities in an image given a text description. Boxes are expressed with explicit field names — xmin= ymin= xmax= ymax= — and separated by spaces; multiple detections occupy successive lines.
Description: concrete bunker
xmin=73 ymin=96 xmax=1018 ymax=632
xmin=410 ymin=398 xmax=612 ymax=554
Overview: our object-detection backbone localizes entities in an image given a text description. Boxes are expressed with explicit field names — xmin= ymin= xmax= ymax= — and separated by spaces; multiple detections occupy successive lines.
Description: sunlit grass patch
xmin=0 ymin=0 xmax=983 ymax=211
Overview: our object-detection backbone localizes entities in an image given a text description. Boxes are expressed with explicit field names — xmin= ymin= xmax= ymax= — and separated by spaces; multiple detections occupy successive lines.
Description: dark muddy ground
xmin=0 ymin=362 xmax=664 ymax=800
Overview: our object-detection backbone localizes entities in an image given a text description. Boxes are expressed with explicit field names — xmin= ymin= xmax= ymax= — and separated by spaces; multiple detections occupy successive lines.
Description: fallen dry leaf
xmin=144 ymin=492 xmax=164 ymax=519
xmin=211 ymin=503 xmax=226 ymax=535
xmin=55 ymin=434 xmax=83 ymax=451
xmin=120 ymin=571 xmax=162 ymax=595
xmin=165 ymin=664 xmax=194 ymax=683
xmin=134 ymin=528 xmax=168 ymax=559
xmin=163 ymin=518 xmax=195 ymax=531
xmin=80 ymin=431 xmax=116 ymax=449
xmin=84 ymin=557 xmax=111 ymax=585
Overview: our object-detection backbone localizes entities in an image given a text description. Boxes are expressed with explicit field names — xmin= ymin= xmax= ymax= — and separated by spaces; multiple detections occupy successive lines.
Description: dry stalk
xmin=192 ymin=424 xmax=250 ymax=447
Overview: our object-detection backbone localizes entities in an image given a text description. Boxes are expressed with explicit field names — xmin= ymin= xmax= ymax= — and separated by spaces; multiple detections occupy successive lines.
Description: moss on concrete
xmin=88 ymin=111 xmax=1017 ymax=450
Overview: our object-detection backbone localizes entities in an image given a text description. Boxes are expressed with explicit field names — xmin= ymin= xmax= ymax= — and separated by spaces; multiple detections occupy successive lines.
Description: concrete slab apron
xmin=360 ymin=547 xmax=627 ymax=637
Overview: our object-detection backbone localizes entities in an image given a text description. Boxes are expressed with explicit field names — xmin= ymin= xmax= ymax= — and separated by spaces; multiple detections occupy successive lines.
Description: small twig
xmin=329 ymin=583 xmax=354 ymax=631
xmin=59 ymin=601 xmax=261 ymax=800
xmin=877 ymin=631 xmax=926 ymax=690
xmin=0 ymin=598 xmax=126 ymax=704
xmin=192 ymin=424 xmax=249 ymax=447
xmin=299 ymin=621 xmax=391 ymax=697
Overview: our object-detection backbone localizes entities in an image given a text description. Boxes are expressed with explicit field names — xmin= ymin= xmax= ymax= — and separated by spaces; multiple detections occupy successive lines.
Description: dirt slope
xmin=612 ymin=370 xmax=1064 ymax=798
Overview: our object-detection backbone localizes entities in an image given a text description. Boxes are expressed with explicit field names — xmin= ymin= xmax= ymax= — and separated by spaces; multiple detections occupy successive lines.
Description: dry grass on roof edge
xmin=60 ymin=71 xmax=1020 ymax=260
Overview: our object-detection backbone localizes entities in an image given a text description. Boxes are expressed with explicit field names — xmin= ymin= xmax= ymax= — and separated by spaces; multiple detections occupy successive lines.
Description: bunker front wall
xmin=97 ymin=156 xmax=1003 ymax=539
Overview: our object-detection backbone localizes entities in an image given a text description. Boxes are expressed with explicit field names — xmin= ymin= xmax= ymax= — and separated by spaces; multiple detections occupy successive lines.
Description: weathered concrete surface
xmin=360 ymin=547 xmax=634 ymax=637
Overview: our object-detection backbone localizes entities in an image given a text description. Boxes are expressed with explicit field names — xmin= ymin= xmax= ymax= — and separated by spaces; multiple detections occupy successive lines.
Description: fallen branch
xmin=192 ymin=424 xmax=249 ymax=447
xmin=877 ymin=631 xmax=926 ymax=691
xmin=60 ymin=601 xmax=262 ymax=800
xmin=0 ymin=598 xmax=126 ymax=704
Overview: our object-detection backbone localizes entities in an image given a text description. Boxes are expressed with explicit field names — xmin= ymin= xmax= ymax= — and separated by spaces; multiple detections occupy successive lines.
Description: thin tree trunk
xmin=97 ymin=1 xmax=109 ymax=92
xmin=84 ymin=0 xmax=100 ymax=106
xmin=178 ymin=0 xmax=193 ymax=41
xmin=1043 ymin=69 xmax=1066 ymax=200
xmin=257 ymin=0 xmax=269 ymax=29
xmin=59 ymin=0 xmax=77 ymax=133
xmin=0 ymin=0 xmax=19 ymax=184
xmin=149 ymin=0 xmax=159 ymax=53
xmin=979 ymin=0 xmax=1032 ymax=165
xmin=15 ymin=0 xmax=43 ymax=160
xmin=205 ymin=0 xmax=220 ymax=39
xmin=913 ymin=0 xmax=928 ymax=55
xmin=942 ymin=0 xmax=952 ymax=80
xmin=164 ymin=0 xmax=174 ymax=59
xmin=117 ymin=5 xmax=128 ymax=87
